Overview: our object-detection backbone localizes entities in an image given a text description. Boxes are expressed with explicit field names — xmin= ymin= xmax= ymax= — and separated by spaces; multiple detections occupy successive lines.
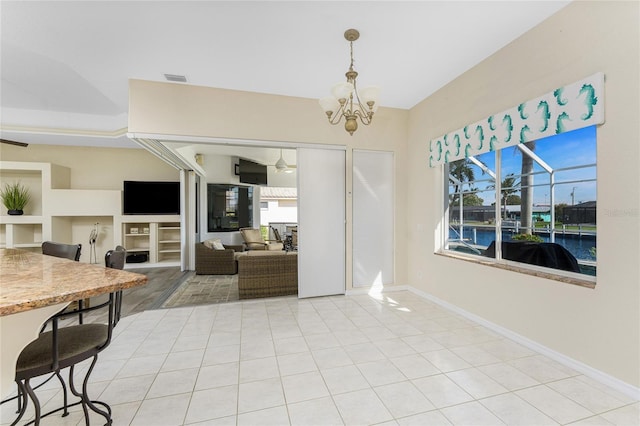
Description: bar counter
xmin=0 ymin=248 xmax=147 ymax=316
xmin=0 ymin=248 xmax=148 ymax=398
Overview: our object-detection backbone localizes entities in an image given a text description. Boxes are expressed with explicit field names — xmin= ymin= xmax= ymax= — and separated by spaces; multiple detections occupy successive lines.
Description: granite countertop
xmin=0 ymin=248 xmax=148 ymax=316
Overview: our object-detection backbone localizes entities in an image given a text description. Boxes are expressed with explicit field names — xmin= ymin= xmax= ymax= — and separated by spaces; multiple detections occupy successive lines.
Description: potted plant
xmin=1 ymin=182 xmax=31 ymax=215
xmin=511 ymin=233 xmax=543 ymax=243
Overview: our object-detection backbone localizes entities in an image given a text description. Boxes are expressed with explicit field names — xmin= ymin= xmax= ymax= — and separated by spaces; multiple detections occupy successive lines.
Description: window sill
xmin=435 ymin=251 xmax=596 ymax=289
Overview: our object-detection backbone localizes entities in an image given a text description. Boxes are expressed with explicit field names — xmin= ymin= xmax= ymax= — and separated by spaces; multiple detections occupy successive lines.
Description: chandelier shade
xmin=358 ymin=86 xmax=380 ymax=108
xmin=331 ymin=82 xmax=354 ymax=101
xmin=319 ymin=96 xmax=340 ymax=114
xmin=319 ymin=29 xmax=379 ymax=135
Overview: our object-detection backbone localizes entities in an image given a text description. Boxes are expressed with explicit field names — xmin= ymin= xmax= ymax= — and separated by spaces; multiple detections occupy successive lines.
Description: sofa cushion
xmin=234 ymin=251 xmax=248 ymax=261
xmin=246 ymin=250 xmax=290 ymax=257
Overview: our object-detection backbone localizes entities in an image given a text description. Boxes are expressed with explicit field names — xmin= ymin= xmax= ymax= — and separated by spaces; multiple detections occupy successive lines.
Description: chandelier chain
xmin=349 ymin=41 xmax=354 ymax=71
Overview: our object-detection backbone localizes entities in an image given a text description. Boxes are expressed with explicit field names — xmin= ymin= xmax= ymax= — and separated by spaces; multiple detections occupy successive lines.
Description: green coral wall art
xmin=429 ymin=73 xmax=604 ymax=167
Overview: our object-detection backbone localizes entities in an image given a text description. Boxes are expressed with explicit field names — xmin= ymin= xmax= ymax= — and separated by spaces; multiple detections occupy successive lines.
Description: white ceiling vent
xmin=164 ymin=74 xmax=187 ymax=83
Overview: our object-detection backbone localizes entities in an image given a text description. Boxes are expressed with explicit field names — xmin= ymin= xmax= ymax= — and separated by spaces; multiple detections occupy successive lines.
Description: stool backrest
xmin=42 ymin=241 xmax=82 ymax=261
xmin=105 ymin=247 xmax=127 ymax=326
xmin=105 ymin=248 xmax=127 ymax=270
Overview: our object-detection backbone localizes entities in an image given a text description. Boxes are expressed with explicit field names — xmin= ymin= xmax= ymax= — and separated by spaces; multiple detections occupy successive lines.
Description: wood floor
xmin=55 ymin=267 xmax=193 ymax=328
xmin=119 ymin=266 xmax=193 ymax=316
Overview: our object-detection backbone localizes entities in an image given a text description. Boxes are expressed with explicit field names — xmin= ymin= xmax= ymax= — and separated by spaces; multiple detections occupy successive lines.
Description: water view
xmin=450 ymin=227 xmax=596 ymax=261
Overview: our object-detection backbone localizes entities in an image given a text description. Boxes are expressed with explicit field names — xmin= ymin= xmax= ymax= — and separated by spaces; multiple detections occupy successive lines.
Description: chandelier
xmin=319 ymin=29 xmax=379 ymax=136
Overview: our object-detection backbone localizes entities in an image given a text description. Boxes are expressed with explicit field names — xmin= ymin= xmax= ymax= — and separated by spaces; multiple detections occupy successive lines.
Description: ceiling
xmin=1 ymin=1 xmax=570 ymax=152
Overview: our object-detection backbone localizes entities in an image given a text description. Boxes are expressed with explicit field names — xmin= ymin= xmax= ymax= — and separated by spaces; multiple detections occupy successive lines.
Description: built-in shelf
xmin=1 ymin=161 xmax=183 ymax=268
xmin=155 ymin=221 xmax=181 ymax=264
xmin=0 ymin=215 xmax=44 ymax=224
xmin=121 ymin=219 xmax=181 ymax=267
xmin=13 ymin=243 xmax=42 ymax=248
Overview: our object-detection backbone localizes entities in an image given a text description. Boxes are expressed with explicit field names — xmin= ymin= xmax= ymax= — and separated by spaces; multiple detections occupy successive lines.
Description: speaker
xmin=126 ymin=253 xmax=148 ymax=263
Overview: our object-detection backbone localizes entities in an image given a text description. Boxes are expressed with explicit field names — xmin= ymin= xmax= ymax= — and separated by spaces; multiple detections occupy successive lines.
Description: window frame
xmin=206 ymin=184 xmax=254 ymax=232
xmin=440 ymin=135 xmax=597 ymax=287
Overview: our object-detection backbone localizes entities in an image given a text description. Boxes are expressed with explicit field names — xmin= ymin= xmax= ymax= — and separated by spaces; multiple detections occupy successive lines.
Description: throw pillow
xmin=212 ymin=240 xmax=225 ymax=250
xmin=203 ymin=238 xmax=221 ymax=249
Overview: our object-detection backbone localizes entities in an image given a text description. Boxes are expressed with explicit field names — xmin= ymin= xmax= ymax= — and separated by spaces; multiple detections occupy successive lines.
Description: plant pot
xmin=7 ymin=209 xmax=23 ymax=215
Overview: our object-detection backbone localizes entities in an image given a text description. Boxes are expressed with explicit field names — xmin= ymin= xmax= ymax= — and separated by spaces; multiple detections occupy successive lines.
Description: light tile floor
xmin=2 ymin=291 xmax=638 ymax=425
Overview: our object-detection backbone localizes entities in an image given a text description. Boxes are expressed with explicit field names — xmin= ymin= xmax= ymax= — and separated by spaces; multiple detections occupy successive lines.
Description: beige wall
xmin=129 ymin=80 xmax=410 ymax=290
xmin=407 ymin=1 xmax=639 ymax=387
xmin=0 ymin=143 xmax=179 ymax=189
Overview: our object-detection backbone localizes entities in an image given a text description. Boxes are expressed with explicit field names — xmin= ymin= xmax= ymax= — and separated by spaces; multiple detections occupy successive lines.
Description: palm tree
xmin=489 ymin=174 xmax=520 ymax=219
xmin=448 ymin=159 xmax=476 ymax=213
xmin=520 ymin=141 xmax=536 ymax=234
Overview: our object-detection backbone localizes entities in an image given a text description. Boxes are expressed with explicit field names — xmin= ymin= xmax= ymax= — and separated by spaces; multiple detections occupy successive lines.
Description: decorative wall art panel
xmin=429 ymin=72 xmax=604 ymax=167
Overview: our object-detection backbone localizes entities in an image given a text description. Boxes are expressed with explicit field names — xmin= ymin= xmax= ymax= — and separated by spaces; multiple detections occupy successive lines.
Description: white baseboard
xmin=407 ymin=286 xmax=640 ymax=401
xmin=345 ymin=285 xmax=410 ymax=296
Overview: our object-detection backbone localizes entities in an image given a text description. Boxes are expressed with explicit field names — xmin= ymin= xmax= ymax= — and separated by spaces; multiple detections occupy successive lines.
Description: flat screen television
xmin=239 ymin=158 xmax=267 ymax=186
xmin=123 ymin=181 xmax=180 ymax=215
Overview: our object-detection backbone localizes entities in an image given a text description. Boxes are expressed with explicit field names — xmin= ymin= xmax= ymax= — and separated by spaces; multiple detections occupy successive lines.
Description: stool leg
xmin=16 ymin=372 xmax=56 ymax=415
xmin=78 ymin=300 xmax=84 ymax=325
xmin=69 ymin=358 xmax=112 ymax=426
xmin=82 ymin=357 xmax=112 ymax=425
xmin=15 ymin=384 xmax=22 ymax=414
xmin=55 ymin=371 xmax=69 ymax=417
xmin=23 ymin=379 xmax=41 ymax=425
xmin=10 ymin=381 xmax=29 ymax=426
xmin=68 ymin=365 xmax=89 ymax=426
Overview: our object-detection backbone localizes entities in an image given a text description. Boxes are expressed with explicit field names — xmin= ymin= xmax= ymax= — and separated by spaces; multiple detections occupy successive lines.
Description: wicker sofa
xmin=237 ymin=251 xmax=298 ymax=299
xmin=195 ymin=242 xmax=244 ymax=275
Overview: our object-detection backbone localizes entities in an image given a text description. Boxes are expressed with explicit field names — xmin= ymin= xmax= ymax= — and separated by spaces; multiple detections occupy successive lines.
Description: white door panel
xmin=297 ymin=147 xmax=345 ymax=298
xmin=353 ymin=150 xmax=394 ymax=287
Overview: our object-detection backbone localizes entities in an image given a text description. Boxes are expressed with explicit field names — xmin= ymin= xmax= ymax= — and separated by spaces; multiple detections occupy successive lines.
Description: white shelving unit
xmin=0 ymin=216 xmax=44 ymax=251
xmin=123 ymin=222 xmax=151 ymax=261
xmin=0 ymin=163 xmax=46 ymax=251
xmin=1 ymin=161 xmax=183 ymax=268
xmin=157 ymin=222 xmax=181 ymax=264
xmin=118 ymin=217 xmax=181 ymax=268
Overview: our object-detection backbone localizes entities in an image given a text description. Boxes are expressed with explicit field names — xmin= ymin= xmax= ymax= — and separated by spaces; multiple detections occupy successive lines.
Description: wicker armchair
xmin=195 ymin=242 xmax=239 ymax=275
xmin=240 ymin=227 xmax=284 ymax=251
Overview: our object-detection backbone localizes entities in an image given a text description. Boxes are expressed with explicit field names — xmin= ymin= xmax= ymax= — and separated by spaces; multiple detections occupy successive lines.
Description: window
xmin=207 ymin=184 xmax=253 ymax=232
xmin=444 ymin=126 xmax=596 ymax=277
